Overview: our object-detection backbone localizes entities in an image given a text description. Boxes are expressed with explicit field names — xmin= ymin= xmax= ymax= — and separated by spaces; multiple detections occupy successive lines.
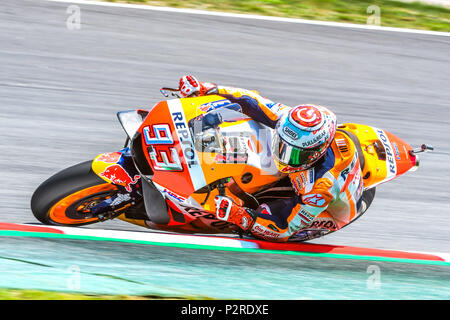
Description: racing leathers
xmin=188 ymin=80 xmax=365 ymax=242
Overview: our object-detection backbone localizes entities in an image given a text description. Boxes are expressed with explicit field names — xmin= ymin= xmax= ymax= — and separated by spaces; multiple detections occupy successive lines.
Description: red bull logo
xmin=99 ymin=164 xmax=140 ymax=192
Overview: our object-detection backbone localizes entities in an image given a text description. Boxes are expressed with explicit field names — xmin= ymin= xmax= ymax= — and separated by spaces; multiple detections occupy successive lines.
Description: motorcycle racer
xmin=178 ymin=75 xmax=366 ymax=242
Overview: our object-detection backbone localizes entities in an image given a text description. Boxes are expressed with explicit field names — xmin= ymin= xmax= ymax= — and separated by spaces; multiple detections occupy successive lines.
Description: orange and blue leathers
xmin=213 ymin=85 xmax=364 ymax=242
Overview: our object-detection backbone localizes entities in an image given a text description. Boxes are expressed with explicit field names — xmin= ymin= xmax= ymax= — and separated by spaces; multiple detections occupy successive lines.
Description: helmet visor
xmin=272 ymin=134 xmax=323 ymax=169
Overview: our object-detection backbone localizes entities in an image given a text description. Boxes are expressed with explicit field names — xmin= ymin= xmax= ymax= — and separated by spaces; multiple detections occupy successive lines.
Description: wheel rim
xmin=48 ymin=183 xmax=117 ymax=225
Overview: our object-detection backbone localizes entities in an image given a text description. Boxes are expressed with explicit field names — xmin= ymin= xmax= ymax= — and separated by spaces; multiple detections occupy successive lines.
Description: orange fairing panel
xmin=338 ymin=124 xmax=415 ymax=189
xmin=385 ymin=131 xmax=416 ymax=175
xmin=139 ymin=99 xmax=208 ymax=198
xmin=138 ymin=95 xmax=282 ymax=200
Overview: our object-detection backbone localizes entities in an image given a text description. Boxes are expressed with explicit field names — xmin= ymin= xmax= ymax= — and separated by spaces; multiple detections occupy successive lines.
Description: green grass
xmin=103 ymin=0 xmax=450 ymax=32
xmin=0 ymin=289 xmax=196 ymax=300
xmin=0 ymin=289 xmax=144 ymax=300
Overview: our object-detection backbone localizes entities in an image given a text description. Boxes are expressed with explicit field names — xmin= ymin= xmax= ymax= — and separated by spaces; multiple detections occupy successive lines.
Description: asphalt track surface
xmin=1 ymin=0 xmax=450 ymax=256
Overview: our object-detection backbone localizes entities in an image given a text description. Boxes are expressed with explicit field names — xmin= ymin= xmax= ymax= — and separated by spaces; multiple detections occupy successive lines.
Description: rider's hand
xmin=214 ymin=196 xmax=234 ymax=221
xmin=214 ymin=196 xmax=256 ymax=231
xmin=178 ymin=75 xmax=217 ymax=98
xmin=179 ymin=75 xmax=202 ymax=98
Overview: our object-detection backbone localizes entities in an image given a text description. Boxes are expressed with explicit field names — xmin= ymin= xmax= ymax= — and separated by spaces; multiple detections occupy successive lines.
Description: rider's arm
xmin=216 ymin=86 xmax=289 ymax=129
xmin=178 ymin=75 xmax=289 ymax=128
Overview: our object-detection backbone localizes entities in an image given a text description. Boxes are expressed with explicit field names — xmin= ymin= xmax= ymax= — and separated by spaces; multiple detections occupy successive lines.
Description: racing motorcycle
xmin=31 ymin=87 xmax=433 ymax=241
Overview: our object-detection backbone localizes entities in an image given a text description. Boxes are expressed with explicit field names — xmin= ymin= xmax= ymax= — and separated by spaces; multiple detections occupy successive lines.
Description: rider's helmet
xmin=272 ymin=105 xmax=337 ymax=173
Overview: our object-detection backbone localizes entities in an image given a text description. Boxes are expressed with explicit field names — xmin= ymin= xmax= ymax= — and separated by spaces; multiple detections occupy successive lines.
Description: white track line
xmin=32 ymin=224 xmax=251 ymax=248
xmin=44 ymin=0 xmax=450 ymax=37
xmin=10 ymin=223 xmax=450 ymax=262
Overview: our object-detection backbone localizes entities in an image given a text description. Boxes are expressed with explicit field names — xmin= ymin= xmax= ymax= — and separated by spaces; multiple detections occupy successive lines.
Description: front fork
xmin=90 ymin=147 xmax=143 ymax=220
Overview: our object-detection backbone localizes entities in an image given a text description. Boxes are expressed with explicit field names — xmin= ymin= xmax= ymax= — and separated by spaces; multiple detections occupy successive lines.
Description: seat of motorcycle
xmin=336 ymin=129 xmax=366 ymax=172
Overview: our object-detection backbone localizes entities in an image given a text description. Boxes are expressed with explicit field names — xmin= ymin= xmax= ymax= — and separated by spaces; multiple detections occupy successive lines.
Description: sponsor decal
xmin=167 ymin=99 xmax=206 ymax=191
xmin=300 ymin=171 xmax=308 ymax=187
xmin=302 ymin=194 xmax=326 ymax=207
xmin=297 ymin=208 xmax=314 ymax=224
xmin=292 ymin=176 xmax=302 ymax=195
xmin=290 ymin=105 xmax=323 ymax=129
xmin=309 ymin=220 xmax=338 ymax=230
xmin=267 ymin=102 xmax=285 ymax=114
xmin=340 ymin=168 xmax=350 ymax=181
xmin=163 ymin=204 xmax=234 ymax=231
xmin=198 ymin=99 xmax=231 ymax=113
xmin=339 ymin=153 xmax=361 ymax=194
xmin=375 ymin=129 xmax=397 ymax=176
xmin=99 ymin=164 xmax=140 ymax=192
xmin=97 ymin=152 xmax=122 ymax=163
xmin=340 ymin=156 xmax=357 ymax=182
xmin=252 ymin=224 xmax=281 ymax=239
xmin=162 ymin=188 xmax=186 ymax=202
xmin=282 ymin=125 xmax=298 ymax=140
xmin=301 ymin=130 xmax=327 ymax=148
xmin=309 ymin=168 xmax=315 ymax=184
xmin=259 ymin=204 xmax=272 ymax=216
xmin=172 ymin=111 xmax=199 ymax=169
xmin=393 ymin=142 xmax=401 ymax=161
xmin=179 ymin=205 xmax=209 ymax=217
xmin=291 ymin=170 xmax=313 ymax=195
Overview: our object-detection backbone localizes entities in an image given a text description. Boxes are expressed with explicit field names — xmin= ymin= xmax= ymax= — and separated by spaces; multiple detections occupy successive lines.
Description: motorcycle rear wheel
xmin=31 ymin=160 xmax=119 ymax=226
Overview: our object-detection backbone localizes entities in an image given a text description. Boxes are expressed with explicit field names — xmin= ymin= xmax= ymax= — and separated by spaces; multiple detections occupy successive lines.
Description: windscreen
xmin=188 ymin=103 xmax=250 ymax=154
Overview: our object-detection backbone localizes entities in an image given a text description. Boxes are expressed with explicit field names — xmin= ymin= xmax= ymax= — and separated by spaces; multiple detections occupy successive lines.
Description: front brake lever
xmin=160 ymin=87 xmax=181 ymax=98
xmin=160 ymin=88 xmax=169 ymax=97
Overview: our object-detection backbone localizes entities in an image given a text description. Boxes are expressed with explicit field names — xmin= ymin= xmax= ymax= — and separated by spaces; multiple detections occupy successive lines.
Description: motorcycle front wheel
xmin=31 ymin=160 xmax=119 ymax=226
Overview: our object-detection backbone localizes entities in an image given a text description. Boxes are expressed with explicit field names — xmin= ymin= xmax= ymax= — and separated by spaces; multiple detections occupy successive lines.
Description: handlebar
xmin=160 ymin=87 xmax=181 ymax=98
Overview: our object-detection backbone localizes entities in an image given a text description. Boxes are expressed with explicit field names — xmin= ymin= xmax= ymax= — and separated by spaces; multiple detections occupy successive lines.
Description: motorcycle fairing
xmin=92 ymin=148 xmax=174 ymax=224
xmin=338 ymin=123 xmax=417 ymax=189
xmin=92 ymin=148 xmax=141 ymax=193
xmin=137 ymin=95 xmax=282 ymax=201
xmin=138 ymin=98 xmax=207 ymax=199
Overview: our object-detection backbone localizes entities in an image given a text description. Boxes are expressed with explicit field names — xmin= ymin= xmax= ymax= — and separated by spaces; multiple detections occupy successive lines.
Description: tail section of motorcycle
xmin=337 ymin=123 xmax=420 ymax=190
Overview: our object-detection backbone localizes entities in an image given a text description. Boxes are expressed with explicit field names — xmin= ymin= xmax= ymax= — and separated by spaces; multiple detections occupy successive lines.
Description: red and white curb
xmin=1 ymin=222 xmax=449 ymax=264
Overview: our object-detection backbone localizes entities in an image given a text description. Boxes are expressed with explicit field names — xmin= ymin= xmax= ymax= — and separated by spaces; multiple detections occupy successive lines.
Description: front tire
xmin=31 ymin=161 xmax=118 ymax=226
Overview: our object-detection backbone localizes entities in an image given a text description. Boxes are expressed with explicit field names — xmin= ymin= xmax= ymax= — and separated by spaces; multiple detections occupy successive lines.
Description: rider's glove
xmin=214 ymin=196 xmax=256 ymax=231
xmin=178 ymin=75 xmax=217 ymax=98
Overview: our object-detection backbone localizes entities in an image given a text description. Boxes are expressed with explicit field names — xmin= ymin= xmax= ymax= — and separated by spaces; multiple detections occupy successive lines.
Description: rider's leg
xmin=250 ymin=197 xmax=304 ymax=242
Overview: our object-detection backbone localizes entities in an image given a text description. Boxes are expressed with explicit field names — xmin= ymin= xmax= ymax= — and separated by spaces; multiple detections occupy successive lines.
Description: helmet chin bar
xmin=274 ymin=152 xmax=325 ymax=174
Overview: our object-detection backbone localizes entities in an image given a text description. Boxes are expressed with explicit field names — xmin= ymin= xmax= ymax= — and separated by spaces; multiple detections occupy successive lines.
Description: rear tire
xmin=31 ymin=161 xmax=118 ymax=226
